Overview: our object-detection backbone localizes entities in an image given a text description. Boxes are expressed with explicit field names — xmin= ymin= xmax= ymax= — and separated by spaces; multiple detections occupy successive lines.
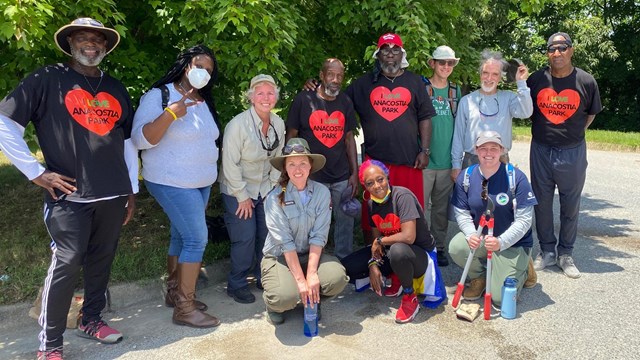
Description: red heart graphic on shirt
xmin=65 ymin=89 xmax=122 ymax=136
xmin=370 ymin=86 xmax=411 ymax=122
xmin=371 ymin=213 xmax=401 ymax=234
xmin=536 ymin=88 xmax=580 ymax=125
xmin=308 ymin=110 xmax=345 ymax=148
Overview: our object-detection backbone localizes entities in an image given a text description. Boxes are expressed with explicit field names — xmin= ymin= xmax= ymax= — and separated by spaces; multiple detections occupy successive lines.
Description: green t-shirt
xmin=427 ymin=84 xmax=461 ymax=170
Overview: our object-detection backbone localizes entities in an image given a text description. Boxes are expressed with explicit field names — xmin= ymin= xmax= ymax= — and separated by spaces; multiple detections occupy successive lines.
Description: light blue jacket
xmin=262 ymin=180 xmax=331 ymax=257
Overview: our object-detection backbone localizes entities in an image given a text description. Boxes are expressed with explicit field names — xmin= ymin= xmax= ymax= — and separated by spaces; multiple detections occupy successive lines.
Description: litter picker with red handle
xmin=451 ymin=198 xmax=495 ymax=310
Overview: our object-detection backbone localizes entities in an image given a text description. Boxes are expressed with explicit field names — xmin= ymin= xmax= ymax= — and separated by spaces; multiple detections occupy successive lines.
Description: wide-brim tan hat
xmin=269 ymin=138 xmax=326 ymax=174
xmin=54 ymin=17 xmax=120 ymax=56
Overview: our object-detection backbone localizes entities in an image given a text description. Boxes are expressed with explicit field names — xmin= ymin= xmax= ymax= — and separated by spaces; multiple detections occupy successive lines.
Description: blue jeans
xmin=322 ymin=180 xmax=354 ymax=259
xmin=222 ymin=193 xmax=267 ymax=290
xmin=145 ymin=181 xmax=211 ymax=263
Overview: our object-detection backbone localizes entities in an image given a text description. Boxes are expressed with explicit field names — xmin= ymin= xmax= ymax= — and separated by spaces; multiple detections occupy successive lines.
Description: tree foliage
xmin=0 ymin=0 xmax=637 ymax=134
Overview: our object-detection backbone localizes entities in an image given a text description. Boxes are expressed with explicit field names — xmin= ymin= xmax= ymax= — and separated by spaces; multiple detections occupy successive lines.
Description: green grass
xmin=513 ymin=125 xmax=640 ymax=152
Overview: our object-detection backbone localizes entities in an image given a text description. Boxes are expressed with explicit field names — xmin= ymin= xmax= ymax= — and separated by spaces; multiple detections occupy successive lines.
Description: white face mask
xmin=187 ymin=67 xmax=211 ymax=89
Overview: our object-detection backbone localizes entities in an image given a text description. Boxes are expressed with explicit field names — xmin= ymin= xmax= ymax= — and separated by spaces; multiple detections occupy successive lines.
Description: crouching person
xmin=449 ymin=131 xmax=537 ymax=307
xmin=342 ymin=160 xmax=446 ymax=324
xmin=261 ymin=138 xmax=348 ymax=325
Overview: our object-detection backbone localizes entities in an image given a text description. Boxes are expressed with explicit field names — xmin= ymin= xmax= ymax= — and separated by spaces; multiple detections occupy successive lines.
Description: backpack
xmin=421 ymin=76 xmax=459 ymax=118
xmin=160 ymin=84 xmax=170 ymax=109
xmin=462 ymin=163 xmax=517 ymax=212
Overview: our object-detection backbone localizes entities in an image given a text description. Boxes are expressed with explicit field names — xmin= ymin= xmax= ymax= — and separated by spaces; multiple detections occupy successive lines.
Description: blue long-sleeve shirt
xmin=451 ymin=80 xmax=533 ymax=169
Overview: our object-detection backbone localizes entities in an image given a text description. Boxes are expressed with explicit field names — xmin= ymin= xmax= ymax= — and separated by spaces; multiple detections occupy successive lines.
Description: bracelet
xmin=164 ymin=107 xmax=178 ymax=121
xmin=376 ymin=236 xmax=383 ymax=247
xmin=368 ymin=258 xmax=378 ymax=268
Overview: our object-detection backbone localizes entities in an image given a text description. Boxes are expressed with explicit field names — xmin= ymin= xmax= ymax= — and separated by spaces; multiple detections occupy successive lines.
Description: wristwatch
xmin=422 ymin=148 xmax=431 ymax=156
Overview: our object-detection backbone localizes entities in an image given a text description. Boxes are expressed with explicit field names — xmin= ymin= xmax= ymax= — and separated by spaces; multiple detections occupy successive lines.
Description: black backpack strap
xmin=422 ymin=76 xmax=434 ymax=97
xmin=448 ymin=81 xmax=458 ymax=117
xmin=160 ymin=84 xmax=169 ymax=109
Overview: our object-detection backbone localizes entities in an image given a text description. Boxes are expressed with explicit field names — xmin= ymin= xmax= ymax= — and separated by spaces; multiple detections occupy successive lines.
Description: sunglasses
xmin=282 ymin=144 xmax=308 ymax=155
xmin=379 ymin=47 xmax=402 ymax=56
xmin=436 ymin=60 xmax=457 ymax=67
xmin=479 ymin=98 xmax=500 ymax=117
xmin=481 ymin=179 xmax=489 ymax=201
xmin=254 ymin=122 xmax=279 ymax=156
xmin=547 ymin=45 xmax=571 ymax=54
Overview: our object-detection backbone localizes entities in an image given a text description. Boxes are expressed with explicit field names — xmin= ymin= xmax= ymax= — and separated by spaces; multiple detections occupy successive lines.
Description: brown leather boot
xmin=172 ymin=262 xmax=220 ymax=328
xmin=524 ymin=257 xmax=537 ymax=288
xmin=165 ymin=256 xmax=208 ymax=311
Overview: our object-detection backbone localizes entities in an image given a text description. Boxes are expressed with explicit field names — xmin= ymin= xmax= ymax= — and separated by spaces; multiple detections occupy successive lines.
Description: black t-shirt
xmin=0 ymin=63 xmax=133 ymax=201
xmin=527 ymin=66 xmax=602 ymax=147
xmin=368 ymin=186 xmax=434 ymax=251
xmin=286 ymin=91 xmax=357 ymax=183
xmin=346 ymin=70 xmax=436 ymax=166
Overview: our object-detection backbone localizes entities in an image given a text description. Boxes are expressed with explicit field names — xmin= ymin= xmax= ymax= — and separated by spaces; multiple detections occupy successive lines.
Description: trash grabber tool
xmin=451 ymin=198 xmax=495 ymax=309
xmin=482 ymin=198 xmax=495 ymax=320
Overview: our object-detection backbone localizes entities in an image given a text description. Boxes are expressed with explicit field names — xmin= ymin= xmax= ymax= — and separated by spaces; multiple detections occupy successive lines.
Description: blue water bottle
xmin=500 ymin=277 xmax=518 ymax=319
xmin=303 ymin=300 xmax=318 ymax=337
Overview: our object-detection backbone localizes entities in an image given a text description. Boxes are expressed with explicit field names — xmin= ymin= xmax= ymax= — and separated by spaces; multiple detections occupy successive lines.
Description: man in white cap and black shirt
xmin=421 ymin=45 xmax=462 ymax=266
xmin=0 ymin=17 xmax=138 ymax=359
xmin=528 ymin=32 xmax=602 ymax=279
xmin=345 ymin=33 xmax=436 ymax=244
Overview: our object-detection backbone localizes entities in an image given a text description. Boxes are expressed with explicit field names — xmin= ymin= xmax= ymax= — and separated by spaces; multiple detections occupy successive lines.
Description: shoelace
xmin=82 ymin=320 xmax=107 ymax=336
xmin=39 ymin=347 xmax=63 ymax=359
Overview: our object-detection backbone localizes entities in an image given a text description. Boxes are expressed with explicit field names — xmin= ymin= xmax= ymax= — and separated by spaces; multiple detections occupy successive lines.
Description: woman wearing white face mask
xmin=219 ymin=74 xmax=285 ymax=304
xmin=132 ymin=45 xmax=221 ymax=328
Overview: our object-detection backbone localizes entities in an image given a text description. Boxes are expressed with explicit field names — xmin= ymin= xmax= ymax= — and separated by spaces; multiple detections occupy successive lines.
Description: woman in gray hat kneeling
xmin=261 ymin=138 xmax=348 ymax=325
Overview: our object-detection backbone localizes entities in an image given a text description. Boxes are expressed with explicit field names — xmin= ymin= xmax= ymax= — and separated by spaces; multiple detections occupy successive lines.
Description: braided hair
xmin=276 ymin=156 xmax=314 ymax=205
xmin=152 ymin=44 xmax=222 ymax=144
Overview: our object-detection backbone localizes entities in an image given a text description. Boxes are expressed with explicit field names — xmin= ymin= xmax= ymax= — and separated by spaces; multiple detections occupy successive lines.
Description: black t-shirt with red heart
xmin=368 ymin=186 xmax=434 ymax=251
xmin=0 ymin=63 xmax=133 ymax=200
xmin=527 ymin=66 xmax=602 ymax=147
xmin=346 ymin=70 xmax=435 ymax=166
xmin=286 ymin=90 xmax=357 ymax=183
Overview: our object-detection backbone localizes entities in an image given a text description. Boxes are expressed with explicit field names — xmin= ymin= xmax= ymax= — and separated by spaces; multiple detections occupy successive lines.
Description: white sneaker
xmin=533 ymin=252 xmax=556 ymax=271
xmin=558 ymin=255 xmax=581 ymax=279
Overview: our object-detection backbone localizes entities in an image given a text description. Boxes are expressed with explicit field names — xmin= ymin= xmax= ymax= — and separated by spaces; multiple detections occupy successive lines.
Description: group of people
xmin=0 ymin=16 xmax=601 ymax=360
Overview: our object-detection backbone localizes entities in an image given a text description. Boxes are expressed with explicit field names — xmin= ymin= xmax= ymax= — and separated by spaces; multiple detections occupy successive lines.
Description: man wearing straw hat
xmin=0 ymin=17 xmax=137 ymax=359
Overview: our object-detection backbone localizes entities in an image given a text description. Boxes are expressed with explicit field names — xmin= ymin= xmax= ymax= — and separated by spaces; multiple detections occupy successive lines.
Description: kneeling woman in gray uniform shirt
xmin=261 ymin=138 xmax=348 ymax=325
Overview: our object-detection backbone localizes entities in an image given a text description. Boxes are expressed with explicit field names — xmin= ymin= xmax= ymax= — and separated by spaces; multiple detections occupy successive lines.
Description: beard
xmin=380 ymin=61 xmax=401 ymax=76
xmin=323 ymin=83 xmax=341 ymax=97
xmin=70 ymin=45 xmax=105 ymax=67
xmin=481 ymin=82 xmax=497 ymax=93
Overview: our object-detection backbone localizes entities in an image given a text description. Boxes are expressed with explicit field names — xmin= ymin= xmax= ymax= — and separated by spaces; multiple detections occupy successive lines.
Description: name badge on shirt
xmin=284 ymin=200 xmax=295 ymax=206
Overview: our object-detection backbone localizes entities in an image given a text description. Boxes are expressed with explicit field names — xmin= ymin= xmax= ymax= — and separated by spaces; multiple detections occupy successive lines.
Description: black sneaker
xmin=437 ymin=251 xmax=449 ymax=267
xmin=227 ymin=286 xmax=255 ymax=304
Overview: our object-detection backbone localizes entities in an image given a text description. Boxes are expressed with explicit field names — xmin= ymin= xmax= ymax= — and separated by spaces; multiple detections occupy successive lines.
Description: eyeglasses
xmin=282 ymin=144 xmax=308 ymax=155
xmin=379 ymin=47 xmax=402 ymax=56
xmin=436 ymin=60 xmax=457 ymax=67
xmin=250 ymin=112 xmax=279 ymax=156
xmin=547 ymin=45 xmax=570 ymax=54
xmin=481 ymin=179 xmax=488 ymax=200
xmin=479 ymin=98 xmax=500 ymax=117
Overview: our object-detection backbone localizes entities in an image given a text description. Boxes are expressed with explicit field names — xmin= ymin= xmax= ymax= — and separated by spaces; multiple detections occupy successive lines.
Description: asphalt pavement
xmin=1 ymin=141 xmax=639 ymax=360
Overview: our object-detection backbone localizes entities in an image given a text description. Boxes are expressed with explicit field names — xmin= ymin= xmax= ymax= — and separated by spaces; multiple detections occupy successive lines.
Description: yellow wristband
xmin=164 ymin=107 xmax=178 ymax=121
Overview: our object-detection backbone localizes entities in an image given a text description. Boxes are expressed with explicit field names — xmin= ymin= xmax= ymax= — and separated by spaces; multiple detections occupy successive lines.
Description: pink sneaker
xmin=37 ymin=348 xmax=63 ymax=360
xmin=395 ymin=293 xmax=419 ymax=324
xmin=76 ymin=319 xmax=123 ymax=344
xmin=384 ymin=273 xmax=403 ymax=297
